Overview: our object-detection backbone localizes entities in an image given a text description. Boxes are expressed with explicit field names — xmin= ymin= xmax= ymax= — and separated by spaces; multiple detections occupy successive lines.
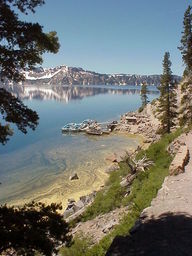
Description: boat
xmin=61 ymin=119 xmax=116 ymax=134
xmin=62 ymin=123 xmax=80 ymax=132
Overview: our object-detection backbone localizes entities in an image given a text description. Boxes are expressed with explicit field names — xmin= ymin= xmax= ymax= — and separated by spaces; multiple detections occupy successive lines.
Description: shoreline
xmin=5 ymin=132 xmax=143 ymax=212
xmin=62 ymin=103 xmax=160 ymax=219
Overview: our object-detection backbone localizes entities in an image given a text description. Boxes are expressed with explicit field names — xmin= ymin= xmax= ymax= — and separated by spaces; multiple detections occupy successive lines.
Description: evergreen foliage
xmin=0 ymin=0 xmax=60 ymax=144
xmin=0 ymin=0 xmax=60 ymax=82
xmin=0 ymin=88 xmax=39 ymax=144
xmin=179 ymin=81 xmax=192 ymax=125
xmin=140 ymin=82 xmax=148 ymax=111
xmin=158 ymin=52 xmax=177 ymax=134
xmin=0 ymin=202 xmax=71 ymax=256
xmin=178 ymin=6 xmax=192 ymax=125
xmin=178 ymin=5 xmax=192 ymax=74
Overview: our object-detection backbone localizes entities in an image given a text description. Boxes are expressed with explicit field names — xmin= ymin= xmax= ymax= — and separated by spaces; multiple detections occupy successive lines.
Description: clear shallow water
xmin=0 ymin=85 xmax=159 ymax=206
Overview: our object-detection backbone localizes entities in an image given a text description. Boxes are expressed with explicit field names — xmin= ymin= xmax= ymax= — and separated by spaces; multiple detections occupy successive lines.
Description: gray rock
xmin=69 ymin=172 xmax=79 ymax=180
xmin=102 ymin=220 xmax=117 ymax=233
xmin=63 ymin=208 xmax=75 ymax=219
xmin=73 ymin=200 xmax=85 ymax=211
xmin=68 ymin=198 xmax=76 ymax=203
xmin=105 ymin=163 xmax=120 ymax=173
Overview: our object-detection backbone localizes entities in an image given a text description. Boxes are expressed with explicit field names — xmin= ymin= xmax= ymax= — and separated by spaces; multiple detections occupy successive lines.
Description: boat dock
xmin=61 ymin=119 xmax=118 ymax=136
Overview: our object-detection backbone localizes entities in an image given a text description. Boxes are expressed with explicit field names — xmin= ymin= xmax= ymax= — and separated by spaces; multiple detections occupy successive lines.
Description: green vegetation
xmin=178 ymin=5 xmax=192 ymax=126
xmin=0 ymin=202 xmax=71 ymax=256
xmin=178 ymin=5 xmax=192 ymax=74
xmin=140 ymin=82 xmax=149 ymax=110
xmin=61 ymin=129 xmax=182 ymax=256
xmin=180 ymin=80 xmax=192 ymax=125
xmin=80 ymin=162 xmax=131 ymax=221
xmin=158 ymin=52 xmax=177 ymax=134
xmin=0 ymin=0 xmax=59 ymax=145
xmin=60 ymin=234 xmax=92 ymax=256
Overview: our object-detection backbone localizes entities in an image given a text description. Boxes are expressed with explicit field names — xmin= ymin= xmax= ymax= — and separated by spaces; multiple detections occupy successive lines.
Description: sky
xmin=21 ymin=0 xmax=192 ymax=75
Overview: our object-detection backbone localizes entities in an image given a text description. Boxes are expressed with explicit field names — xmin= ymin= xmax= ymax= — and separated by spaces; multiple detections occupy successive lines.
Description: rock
xmin=144 ymin=138 xmax=153 ymax=143
xmin=64 ymin=191 xmax=97 ymax=220
xmin=167 ymin=134 xmax=187 ymax=156
xmin=169 ymin=145 xmax=189 ymax=175
xmin=105 ymin=163 xmax=120 ymax=173
xmin=102 ymin=220 xmax=118 ymax=233
xmin=105 ymin=154 xmax=117 ymax=162
xmin=68 ymin=198 xmax=75 ymax=203
xmin=63 ymin=208 xmax=75 ymax=219
xmin=73 ymin=200 xmax=85 ymax=211
xmin=114 ymin=150 xmax=127 ymax=162
xmin=69 ymin=172 xmax=79 ymax=180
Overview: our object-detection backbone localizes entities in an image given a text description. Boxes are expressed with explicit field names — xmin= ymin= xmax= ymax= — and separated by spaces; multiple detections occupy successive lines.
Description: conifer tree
xmin=179 ymin=80 xmax=192 ymax=125
xmin=0 ymin=0 xmax=60 ymax=144
xmin=158 ymin=52 xmax=177 ymax=134
xmin=140 ymin=82 xmax=148 ymax=109
xmin=178 ymin=5 xmax=192 ymax=75
xmin=178 ymin=5 xmax=192 ymax=125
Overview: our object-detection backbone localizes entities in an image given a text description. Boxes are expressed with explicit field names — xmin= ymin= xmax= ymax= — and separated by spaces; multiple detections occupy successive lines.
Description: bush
xmin=60 ymin=234 xmax=92 ymax=256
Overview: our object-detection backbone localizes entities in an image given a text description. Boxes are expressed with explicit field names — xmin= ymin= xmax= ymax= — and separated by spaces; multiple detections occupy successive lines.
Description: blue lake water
xmin=0 ymin=85 xmax=159 ymax=207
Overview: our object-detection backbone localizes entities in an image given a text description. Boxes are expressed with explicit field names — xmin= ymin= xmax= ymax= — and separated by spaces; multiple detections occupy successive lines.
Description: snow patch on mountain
xmin=24 ymin=66 xmax=69 ymax=80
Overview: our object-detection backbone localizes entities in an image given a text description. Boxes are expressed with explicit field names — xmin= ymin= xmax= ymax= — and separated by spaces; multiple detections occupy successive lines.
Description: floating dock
xmin=61 ymin=119 xmax=118 ymax=135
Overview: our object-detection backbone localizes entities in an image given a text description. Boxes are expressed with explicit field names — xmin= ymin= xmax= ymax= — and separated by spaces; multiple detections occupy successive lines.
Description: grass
xmin=80 ymin=162 xmax=131 ymax=221
xmin=62 ymin=129 xmax=183 ymax=256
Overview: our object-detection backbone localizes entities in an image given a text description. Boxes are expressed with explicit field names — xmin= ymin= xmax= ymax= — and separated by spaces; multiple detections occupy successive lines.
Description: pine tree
xmin=178 ymin=5 xmax=192 ymax=125
xmin=179 ymin=81 xmax=192 ymax=125
xmin=0 ymin=0 xmax=60 ymax=144
xmin=158 ymin=52 xmax=177 ymax=134
xmin=178 ymin=5 xmax=192 ymax=74
xmin=140 ymin=82 xmax=148 ymax=109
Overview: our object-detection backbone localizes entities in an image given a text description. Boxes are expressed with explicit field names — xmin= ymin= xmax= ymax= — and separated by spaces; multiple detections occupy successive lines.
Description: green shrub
xmin=60 ymin=234 xmax=92 ymax=256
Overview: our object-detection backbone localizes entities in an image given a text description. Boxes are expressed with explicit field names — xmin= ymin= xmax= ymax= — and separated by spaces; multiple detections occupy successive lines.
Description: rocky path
xmin=142 ymin=131 xmax=192 ymax=219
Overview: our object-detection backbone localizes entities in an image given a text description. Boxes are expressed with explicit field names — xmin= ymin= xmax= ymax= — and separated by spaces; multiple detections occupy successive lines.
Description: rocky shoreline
xmin=63 ymin=103 xmax=161 ymax=241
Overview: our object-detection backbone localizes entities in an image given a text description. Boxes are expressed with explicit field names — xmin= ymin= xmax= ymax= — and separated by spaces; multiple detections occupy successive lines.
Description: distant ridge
xmin=5 ymin=65 xmax=181 ymax=86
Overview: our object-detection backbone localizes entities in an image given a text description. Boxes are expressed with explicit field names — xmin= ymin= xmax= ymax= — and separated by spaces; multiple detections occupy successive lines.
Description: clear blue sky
xmin=23 ymin=0 xmax=192 ymax=75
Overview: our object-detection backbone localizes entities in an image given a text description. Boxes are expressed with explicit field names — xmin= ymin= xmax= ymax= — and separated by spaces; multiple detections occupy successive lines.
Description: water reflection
xmin=3 ymin=84 xmax=159 ymax=103
xmin=0 ymin=84 xmax=159 ymax=207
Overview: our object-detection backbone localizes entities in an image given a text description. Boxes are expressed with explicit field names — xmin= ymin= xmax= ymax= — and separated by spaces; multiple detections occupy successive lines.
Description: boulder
xmin=105 ymin=154 xmax=117 ymax=162
xmin=114 ymin=150 xmax=127 ymax=163
xmin=73 ymin=200 xmax=85 ymax=212
xmin=69 ymin=172 xmax=79 ymax=180
xmin=105 ymin=163 xmax=120 ymax=173
xmin=169 ymin=145 xmax=189 ymax=175
xmin=63 ymin=208 xmax=75 ymax=219
xmin=68 ymin=198 xmax=75 ymax=203
xmin=102 ymin=220 xmax=118 ymax=233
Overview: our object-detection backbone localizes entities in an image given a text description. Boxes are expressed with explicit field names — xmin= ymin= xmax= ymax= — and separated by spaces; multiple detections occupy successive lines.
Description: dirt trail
xmin=142 ymin=131 xmax=192 ymax=218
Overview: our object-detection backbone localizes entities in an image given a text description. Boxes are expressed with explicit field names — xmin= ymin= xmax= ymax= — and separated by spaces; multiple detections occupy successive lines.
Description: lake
xmin=0 ymin=85 xmax=159 ymax=207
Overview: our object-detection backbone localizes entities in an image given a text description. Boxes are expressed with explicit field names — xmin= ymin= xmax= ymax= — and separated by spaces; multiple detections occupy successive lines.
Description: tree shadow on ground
xmin=106 ymin=213 xmax=192 ymax=256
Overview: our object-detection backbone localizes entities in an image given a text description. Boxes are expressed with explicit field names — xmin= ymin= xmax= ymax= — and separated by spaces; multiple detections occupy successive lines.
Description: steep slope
xmin=18 ymin=65 xmax=181 ymax=86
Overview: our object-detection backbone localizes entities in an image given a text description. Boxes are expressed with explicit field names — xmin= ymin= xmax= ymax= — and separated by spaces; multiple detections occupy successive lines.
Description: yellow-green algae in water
xmin=0 ymin=133 xmax=143 ymax=209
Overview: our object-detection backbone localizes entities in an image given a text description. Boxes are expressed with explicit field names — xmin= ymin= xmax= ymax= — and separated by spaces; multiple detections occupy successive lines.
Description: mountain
xmin=11 ymin=65 xmax=181 ymax=86
xmin=4 ymin=84 xmax=159 ymax=103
